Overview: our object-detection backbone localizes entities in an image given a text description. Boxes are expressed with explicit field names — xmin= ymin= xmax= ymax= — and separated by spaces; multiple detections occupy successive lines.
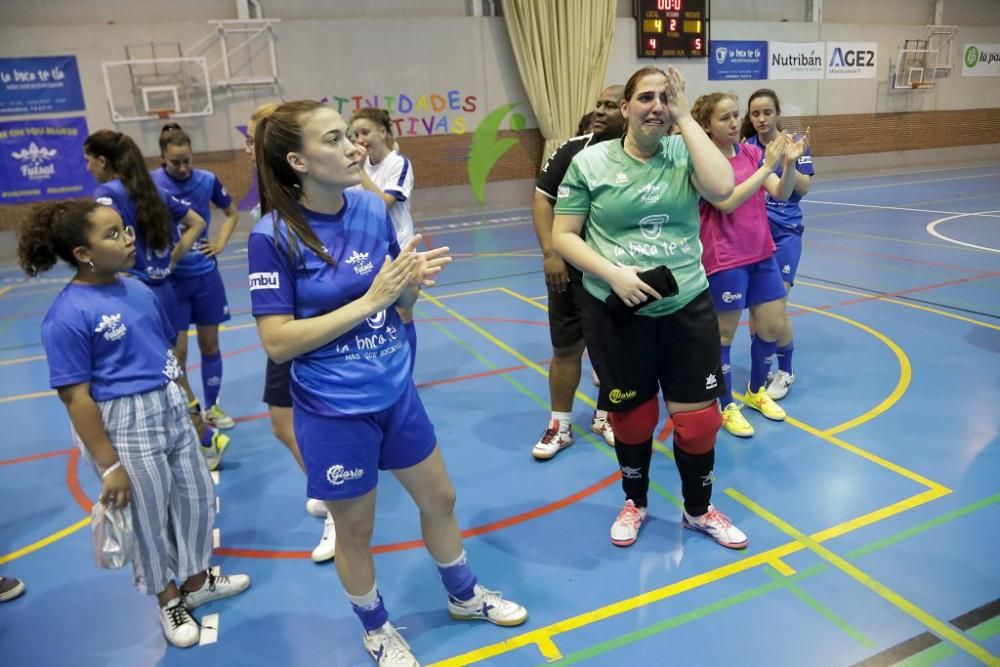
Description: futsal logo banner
xmin=708 ymin=40 xmax=767 ymax=80
xmin=826 ymin=42 xmax=878 ymax=79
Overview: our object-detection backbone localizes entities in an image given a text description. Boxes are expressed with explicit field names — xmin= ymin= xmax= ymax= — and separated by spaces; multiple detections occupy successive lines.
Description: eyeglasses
xmin=109 ymin=226 xmax=135 ymax=244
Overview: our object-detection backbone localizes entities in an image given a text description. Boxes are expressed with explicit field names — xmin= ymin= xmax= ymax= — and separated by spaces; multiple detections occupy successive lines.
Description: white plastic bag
xmin=91 ymin=502 xmax=133 ymax=569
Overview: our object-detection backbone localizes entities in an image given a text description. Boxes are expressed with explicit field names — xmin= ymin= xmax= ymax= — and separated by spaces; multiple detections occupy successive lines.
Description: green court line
xmin=764 ymin=566 xmax=875 ymax=648
xmin=896 ymin=616 xmax=1000 ymax=667
xmin=536 ymin=493 xmax=999 ymax=665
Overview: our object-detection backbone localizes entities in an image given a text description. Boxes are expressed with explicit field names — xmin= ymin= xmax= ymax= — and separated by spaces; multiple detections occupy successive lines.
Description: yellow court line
xmin=798 ymin=280 xmax=1000 ymax=332
xmin=0 ymin=286 xmax=11 ymax=298
xmin=0 ymin=389 xmax=56 ymax=404
xmin=728 ymin=490 xmax=998 ymax=666
xmin=787 ymin=302 xmax=912 ymax=436
xmin=768 ymin=558 xmax=797 ymax=577
xmin=498 ymin=286 xmax=550 ymax=313
xmin=421 ymin=286 xmax=504 ymax=301
xmin=0 ymin=516 xmax=90 ymax=566
xmin=0 ymin=354 xmax=46 ymax=367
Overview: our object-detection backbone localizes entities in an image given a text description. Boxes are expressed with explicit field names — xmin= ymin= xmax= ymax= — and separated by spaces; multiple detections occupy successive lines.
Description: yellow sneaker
xmin=201 ymin=430 xmax=230 ymax=471
xmin=744 ymin=386 xmax=786 ymax=421
xmin=721 ymin=402 xmax=754 ymax=437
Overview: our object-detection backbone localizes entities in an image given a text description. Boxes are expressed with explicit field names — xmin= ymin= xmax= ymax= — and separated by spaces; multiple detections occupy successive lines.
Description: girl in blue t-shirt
xmin=249 ymin=100 xmax=526 ymax=664
xmin=741 ymin=89 xmax=815 ymax=400
xmin=17 ymin=199 xmax=249 ymax=649
xmin=153 ymin=123 xmax=240 ymax=432
xmin=83 ymin=129 xmax=230 ymax=470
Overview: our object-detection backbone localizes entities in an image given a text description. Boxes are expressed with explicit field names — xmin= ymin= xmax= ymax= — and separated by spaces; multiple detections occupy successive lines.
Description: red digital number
xmin=669 ymin=18 xmax=678 ymax=31
xmin=657 ymin=0 xmax=682 ymax=10
xmin=647 ymin=37 xmax=658 ymax=51
xmin=693 ymin=37 xmax=702 ymax=50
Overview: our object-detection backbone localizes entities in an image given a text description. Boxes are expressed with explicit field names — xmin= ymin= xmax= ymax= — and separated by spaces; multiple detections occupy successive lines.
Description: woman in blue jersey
xmin=350 ymin=108 xmax=419 ymax=371
xmin=741 ymin=89 xmax=814 ymax=400
xmin=249 ymin=100 xmax=527 ymax=665
xmin=83 ymin=130 xmax=229 ymax=470
xmin=17 ymin=199 xmax=249 ymax=648
xmin=153 ymin=124 xmax=240 ymax=431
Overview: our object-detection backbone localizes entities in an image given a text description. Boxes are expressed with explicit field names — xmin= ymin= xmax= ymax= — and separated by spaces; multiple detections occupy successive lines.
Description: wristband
xmin=102 ymin=461 xmax=122 ymax=479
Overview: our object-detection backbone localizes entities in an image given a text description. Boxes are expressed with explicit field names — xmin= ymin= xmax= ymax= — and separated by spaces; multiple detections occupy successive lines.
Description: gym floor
xmin=1 ymin=162 xmax=998 ymax=666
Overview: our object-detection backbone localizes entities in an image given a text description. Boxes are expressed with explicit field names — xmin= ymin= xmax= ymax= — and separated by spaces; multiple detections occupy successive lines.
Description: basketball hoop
xmin=148 ymin=109 xmax=173 ymax=120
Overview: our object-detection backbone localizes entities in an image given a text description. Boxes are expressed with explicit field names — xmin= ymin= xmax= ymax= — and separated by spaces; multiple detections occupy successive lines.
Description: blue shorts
xmin=171 ymin=268 xmax=231 ymax=328
xmin=708 ymin=256 xmax=787 ymax=312
xmin=770 ymin=223 xmax=803 ymax=286
xmin=143 ymin=279 xmax=185 ymax=335
xmin=293 ymin=381 xmax=437 ymax=501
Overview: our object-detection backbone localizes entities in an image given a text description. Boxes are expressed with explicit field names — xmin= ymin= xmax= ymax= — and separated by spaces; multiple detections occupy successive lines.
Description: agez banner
xmin=708 ymin=41 xmax=768 ymax=81
xmin=0 ymin=56 xmax=85 ymax=116
xmin=1 ymin=117 xmax=95 ymax=204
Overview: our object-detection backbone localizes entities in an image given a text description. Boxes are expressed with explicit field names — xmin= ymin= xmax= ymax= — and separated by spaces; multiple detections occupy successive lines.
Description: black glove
xmin=604 ymin=265 xmax=679 ymax=316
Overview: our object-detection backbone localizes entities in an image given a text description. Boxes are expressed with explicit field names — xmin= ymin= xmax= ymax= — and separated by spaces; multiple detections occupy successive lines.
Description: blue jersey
xmin=745 ymin=134 xmax=815 ymax=231
xmin=41 ymin=279 xmax=181 ymax=402
xmin=93 ymin=179 xmax=190 ymax=283
xmin=248 ymin=190 xmax=409 ymax=417
xmin=151 ymin=167 xmax=233 ymax=277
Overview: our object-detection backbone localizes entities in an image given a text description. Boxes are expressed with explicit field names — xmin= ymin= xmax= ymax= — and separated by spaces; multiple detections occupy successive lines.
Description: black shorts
xmin=581 ymin=289 xmax=724 ymax=412
xmin=547 ymin=263 xmax=586 ymax=349
xmin=262 ymin=357 xmax=293 ymax=408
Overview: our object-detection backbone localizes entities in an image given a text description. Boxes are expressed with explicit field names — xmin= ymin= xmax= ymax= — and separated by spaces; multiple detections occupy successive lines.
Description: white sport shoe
xmin=203 ymin=403 xmax=236 ymax=430
xmin=182 ymin=569 xmax=251 ymax=609
xmin=590 ymin=412 xmax=615 ymax=446
xmin=200 ymin=429 xmax=230 ymax=472
xmin=311 ymin=514 xmax=337 ymax=563
xmin=305 ymin=498 xmax=328 ymax=517
xmin=765 ymin=370 xmax=796 ymax=400
xmin=610 ymin=500 xmax=647 ymax=547
xmin=160 ymin=598 xmax=199 ymax=648
xmin=531 ymin=420 xmax=573 ymax=460
xmin=363 ymin=622 xmax=419 ymax=666
xmin=448 ymin=584 xmax=528 ymax=627
xmin=682 ymin=505 xmax=749 ymax=549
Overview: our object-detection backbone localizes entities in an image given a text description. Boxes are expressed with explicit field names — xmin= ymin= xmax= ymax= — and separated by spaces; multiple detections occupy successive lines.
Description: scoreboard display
xmin=636 ymin=0 xmax=709 ymax=59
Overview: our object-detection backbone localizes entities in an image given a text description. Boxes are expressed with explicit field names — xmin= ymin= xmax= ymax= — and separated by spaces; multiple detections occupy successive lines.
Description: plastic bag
xmin=91 ymin=502 xmax=133 ymax=569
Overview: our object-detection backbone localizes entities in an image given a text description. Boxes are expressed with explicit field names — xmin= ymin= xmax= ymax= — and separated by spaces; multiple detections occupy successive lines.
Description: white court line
xmin=210 ymin=470 xmax=220 ymax=485
xmin=816 ymin=163 xmax=1000 ymax=185
xmin=215 ymin=496 xmax=220 ymax=514
xmin=926 ymin=211 xmax=1000 ymax=253
xmin=198 ymin=613 xmax=219 ymax=645
xmin=812 ymin=171 xmax=1000 ymax=195
xmin=212 ymin=528 xmax=220 ymax=548
xmin=808 ymin=200 xmax=1000 ymax=218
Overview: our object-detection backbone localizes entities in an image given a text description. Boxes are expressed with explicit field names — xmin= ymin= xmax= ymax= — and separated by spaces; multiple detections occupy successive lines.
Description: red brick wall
xmin=3 ymin=109 xmax=999 ymax=231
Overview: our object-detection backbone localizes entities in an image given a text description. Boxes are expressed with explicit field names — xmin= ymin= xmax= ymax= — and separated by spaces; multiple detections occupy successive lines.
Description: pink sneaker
xmin=610 ymin=500 xmax=647 ymax=547
xmin=682 ymin=505 xmax=748 ymax=549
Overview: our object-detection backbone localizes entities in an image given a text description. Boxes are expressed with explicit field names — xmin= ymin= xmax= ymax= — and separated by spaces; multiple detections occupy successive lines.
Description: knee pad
xmin=672 ymin=403 xmax=721 ymax=455
xmin=609 ymin=397 xmax=658 ymax=445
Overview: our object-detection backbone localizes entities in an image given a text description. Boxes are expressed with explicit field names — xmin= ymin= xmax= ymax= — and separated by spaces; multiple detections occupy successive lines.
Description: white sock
xmin=551 ymin=411 xmax=572 ymax=430
xmin=594 ymin=409 xmax=608 ymax=420
xmin=346 ymin=582 xmax=379 ymax=610
xmin=434 ymin=550 xmax=468 ymax=569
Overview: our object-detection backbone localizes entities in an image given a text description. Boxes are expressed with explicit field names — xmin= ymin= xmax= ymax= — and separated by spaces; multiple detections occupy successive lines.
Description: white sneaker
xmin=311 ymin=514 xmax=337 ymax=563
xmin=160 ymin=598 xmax=199 ymax=648
xmin=363 ymin=621 xmax=419 ymax=666
xmin=200 ymin=429 xmax=230 ymax=472
xmin=682 ymin=505 xmax=749 ymax=549
xmin=182 ymin=569 xmax=251 ymax=609
xmin=590 ymin=412 xmax=615 ymax=446
xmin=448 ymin=584 xmax=528 ymax=627
xmin=610 ymin=500 xmax=647 ymax=547
xmin=203 ymin=403 xmax=236 ymax=430
xmin=531 ymin=420 xmax=573 ymax=460
xmin=305 ymin=498 xmax=328 ymax=517
xmin=765 ymin=370 xmax=796 ymax=400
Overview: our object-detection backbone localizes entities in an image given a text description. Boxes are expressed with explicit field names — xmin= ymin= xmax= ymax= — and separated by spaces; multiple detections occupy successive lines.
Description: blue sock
xmin=437 ymin=551 xmax=478 ymax=602
xmin=200 ymin=426 xmax=216 ymax=448
xmin=720 ymin=345 xmax=733 ymax=408
xmin=776 ymin=342 xmax=794 ymax=373
xmin=201 ymin=352 xmax=223 ymax=408
xmin=404 ymin=321 xmax=417 ymax=373
xmin=750 ymin=337 xmax=778 ymax=392
xmin=348 ymin=587 xmax=389 ymax=633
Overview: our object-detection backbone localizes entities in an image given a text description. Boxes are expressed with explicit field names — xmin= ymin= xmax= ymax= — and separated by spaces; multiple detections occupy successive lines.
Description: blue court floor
xmin=0 ymin=163 xmax=998 ymax=666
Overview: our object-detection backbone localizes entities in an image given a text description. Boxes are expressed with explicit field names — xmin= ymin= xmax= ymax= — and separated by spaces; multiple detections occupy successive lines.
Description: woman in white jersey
xmin=350 ymin=108 xmax=419 ymax=370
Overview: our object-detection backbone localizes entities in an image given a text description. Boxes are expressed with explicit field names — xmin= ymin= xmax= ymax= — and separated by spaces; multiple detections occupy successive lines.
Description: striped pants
xmin=76 ymin=382 xmax=215 ymax=595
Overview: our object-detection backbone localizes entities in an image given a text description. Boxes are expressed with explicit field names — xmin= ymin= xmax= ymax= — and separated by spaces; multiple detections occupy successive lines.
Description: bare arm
xmin=358 ymin=169 xmax=399 ymax=210
xmin=201 ymin=202 xmax=240 ymax=257
xmin=532 ymin=190 xmax=571 ymax=293
xmin=57 ymin=383 xmax=131 ymax=507
xmin=170 ymin=210 xmax=207 ymax=267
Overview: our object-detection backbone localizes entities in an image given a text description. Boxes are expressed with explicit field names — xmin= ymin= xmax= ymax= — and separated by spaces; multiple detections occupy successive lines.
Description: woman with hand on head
xmin=741 ymin=89 xmax=814 ymax=400
xmin=552 ymin=67 xmax=749 ymax=551
xmin=18 ymin=200 xmax=249 ymax=649
xmin=692 ymin=92 xmax=806 ymax=438
xmin=83 ymin=130 xmax=229 ymax=470
xmin=249 ymin=100 xmax=527 ymax=666
xmin=153 ymin=123 xmax=241 ymax=431
xmin=350 ymin=107 xmax=419 ymax=372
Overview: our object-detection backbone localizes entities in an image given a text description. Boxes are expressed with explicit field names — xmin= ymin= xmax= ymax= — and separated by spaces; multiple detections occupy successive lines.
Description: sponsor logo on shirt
xmin=782 ymin=264 xmax=791 ymax=274
xmin=345 ymin=250 xmax=374 ymax=276
xmin=163 ymin=348 xmax=182 ymax=380
xmin=96 ymin=196 xmax=113 ymax=206
xmin=557 ymin=185 xmax=570 ymax=199
xmin=249 ymin=272 xmax=280 ymax=290
xmin=721 ymin=291 xmax=743 ymax=304
xmin=94 ymin=313 xmax=127 ymax=341
xmin=638 ymin=183 xmax=662 ymax=204
xmin=608 ymin=388 xmax=638 ymax=404
xmin=705 ymin=373 xmax=718 ymax=390
xmin=638 ymin=213 xmax=668 ymax=240
xmin=615 ymin=172 xmax=628 ymax=185
xmin=326 ymin=464 xmax=364 ymax=486
xmin=367 ymin=310 xmax=386 ymax=330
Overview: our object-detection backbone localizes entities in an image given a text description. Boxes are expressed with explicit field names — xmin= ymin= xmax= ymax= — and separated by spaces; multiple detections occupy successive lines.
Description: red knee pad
xmin=609 ymin=397 xmax=658 ymax=445
xmin=672 ymin=403 xmax=721 ymax=455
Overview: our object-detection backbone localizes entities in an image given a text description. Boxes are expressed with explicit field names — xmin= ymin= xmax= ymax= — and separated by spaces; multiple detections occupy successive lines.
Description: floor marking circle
xmin=926 ymin=211 xmax=1000 ymax=253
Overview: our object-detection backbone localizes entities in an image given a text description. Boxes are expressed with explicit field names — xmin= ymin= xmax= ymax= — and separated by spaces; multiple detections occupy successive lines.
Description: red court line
xmin=809 ymin=242 xmax=990 ymax=274
xmin=836 ymin=271 xmax=1000 ymax=306
xmin=0 ymin=447 xmax=73 ymax=466
xmin=67 ymin=449 xmax=92 ymax=513
xmin=214 ymin=470 xmax=622 ymax=559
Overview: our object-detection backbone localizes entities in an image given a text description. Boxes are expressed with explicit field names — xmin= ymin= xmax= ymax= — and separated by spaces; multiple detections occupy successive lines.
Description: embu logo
xmin=249 ymin=272 xmax=280 ymax=290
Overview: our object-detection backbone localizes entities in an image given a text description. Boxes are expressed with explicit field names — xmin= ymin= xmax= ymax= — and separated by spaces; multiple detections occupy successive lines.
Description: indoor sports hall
xmin=1 ymin=2 xmax=998 ymax=666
